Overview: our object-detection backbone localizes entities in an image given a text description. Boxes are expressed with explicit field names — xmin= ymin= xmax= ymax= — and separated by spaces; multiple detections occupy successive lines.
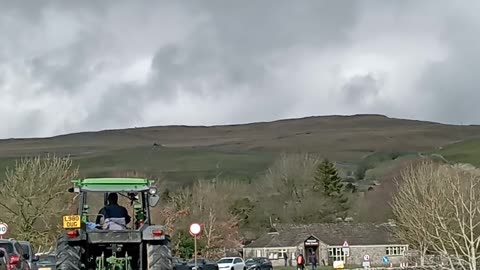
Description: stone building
xmin=242 ymin=223 xmax=408 ymax=267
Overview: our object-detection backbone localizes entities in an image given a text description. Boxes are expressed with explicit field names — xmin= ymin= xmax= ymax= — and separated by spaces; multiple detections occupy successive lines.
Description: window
xmin=0 ymin=243 xmax=13 ymax=253
xmin=328 ymin=248 xmax=345 ymax=261
xmin=218 ymin=259 xmax=234 ymax=264
xmin=386 ymin=246 xmax=406 ymax=256
xmin=267 ymin=249 xmax=287 ymax=260
xmin=234 ymin=258 xmax=242 ymax=264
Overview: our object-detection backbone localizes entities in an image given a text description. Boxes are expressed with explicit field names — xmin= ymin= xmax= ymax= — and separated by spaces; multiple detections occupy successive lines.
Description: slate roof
xmin=245 ymin=223 xmax=404 ymax=248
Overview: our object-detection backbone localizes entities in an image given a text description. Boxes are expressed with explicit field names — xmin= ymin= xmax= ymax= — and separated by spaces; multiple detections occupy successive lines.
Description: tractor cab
xmin=57 ymin=178 xmax=172 ymax=270
xmin=64 ymin=178 xmax=161 ymax=232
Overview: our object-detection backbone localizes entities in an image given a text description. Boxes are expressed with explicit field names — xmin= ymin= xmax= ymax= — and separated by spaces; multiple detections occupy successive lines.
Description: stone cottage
xmin=242 ymin=222 xmax=408 ymax=267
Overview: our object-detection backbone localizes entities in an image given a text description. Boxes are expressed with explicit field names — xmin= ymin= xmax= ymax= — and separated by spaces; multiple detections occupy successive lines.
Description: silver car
xmin=18 ymin=241 xmax=38 ymax=270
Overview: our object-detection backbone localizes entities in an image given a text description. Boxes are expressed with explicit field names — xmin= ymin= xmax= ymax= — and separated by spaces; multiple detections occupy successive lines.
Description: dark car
xmin=173 ymin=257 xmax=190 ymax=270
xmin=245 ymin=257 xmax=272 ymax=270
xmin=19 ymin=241 xmax=39 ymax=270
xmin=187 ymin=258 xmax=218 ymax=270
xmin=0 ymin=239 xmax=30 ymax=270
xmin=36 ymin=254 xmax=56 ymax=270
xmin=0 ymin=248 xmax=10 ymax=270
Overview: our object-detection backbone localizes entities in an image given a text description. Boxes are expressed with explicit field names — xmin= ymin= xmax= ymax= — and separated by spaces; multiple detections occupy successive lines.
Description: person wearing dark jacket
xmin=95 ymin=193 xmax=131 ymax=226
xmin=310 ymin=252 xmax=317 ymax=270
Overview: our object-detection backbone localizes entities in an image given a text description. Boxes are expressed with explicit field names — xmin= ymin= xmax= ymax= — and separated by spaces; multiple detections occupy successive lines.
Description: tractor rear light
xmin=152 ymin=229 xmax=163 ymax=237
xmin=67 ymin=230 xmax=79 ymax=238
xmin=9 ymin=254 xmax=19 ymax=265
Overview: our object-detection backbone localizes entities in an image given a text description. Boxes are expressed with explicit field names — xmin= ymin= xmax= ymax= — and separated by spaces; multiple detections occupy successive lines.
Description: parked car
xmin=0 ymin=248 xmax=10 ymax=270
xmin=245 ymin=257 xmax=272 ymax=270
xmin=35 ymin=254 xmax=56 ymax=270
xmin=186 ymin=258 xmax=218 ymax=270
xmin=0 ymin=239 xmax=30 ymax=269
xmin=18 ymin=241 xmax=38 ymax=270
xmin=173 ymin=257 xmax=190 ymax=270
xmin=217 ymin=257 xmax=245 ymax=270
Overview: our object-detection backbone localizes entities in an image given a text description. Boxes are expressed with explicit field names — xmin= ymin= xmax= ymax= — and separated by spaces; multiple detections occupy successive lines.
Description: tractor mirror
xmin=68 ymin=187 xmax=80 ymax=193
xmin=148 ymin=194 xmax=160 ymax=207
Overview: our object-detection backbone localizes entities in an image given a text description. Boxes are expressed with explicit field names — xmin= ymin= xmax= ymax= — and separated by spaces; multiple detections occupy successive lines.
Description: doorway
xmin=303 ymin=235 xmax=320 ymax=265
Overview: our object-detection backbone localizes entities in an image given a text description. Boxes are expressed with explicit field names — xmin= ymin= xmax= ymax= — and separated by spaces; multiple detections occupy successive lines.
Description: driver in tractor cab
xmin=95 ymin=192 xmax=132 ymax=230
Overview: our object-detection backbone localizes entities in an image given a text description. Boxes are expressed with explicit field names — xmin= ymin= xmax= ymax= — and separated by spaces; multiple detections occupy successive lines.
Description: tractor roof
xmin=72 ymin=177 xmax=154 ymax=192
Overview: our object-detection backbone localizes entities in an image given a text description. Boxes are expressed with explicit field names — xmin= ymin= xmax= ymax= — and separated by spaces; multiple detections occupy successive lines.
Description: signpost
xmin=342 ymin=241 xmax=349 ymax=253
xmin=0 ymin=223 xmax=8 ymax=239
xmin=342 ymin=241 xmax=349 ymax=265
xmin=189 ymin=223 xmax=202 ymax=270
xmin=363 ymin=255 xmax=370 ymax=269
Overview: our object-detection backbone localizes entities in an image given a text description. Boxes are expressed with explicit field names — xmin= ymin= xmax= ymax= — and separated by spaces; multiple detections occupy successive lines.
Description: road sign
xmin=190 ymin=223 xmax=202 ymax=270
xmin=0 ymin=223 xmax=8 ymax=237
xmin=363 ymin=255 xmax=370 ymax=261
xmin=189 ymin=223 xmax=201 ymax=236
xmin=342 ymin=240 xmax=350 ymax=256
xmin=382 ymin=256 xmax=389 ymax=264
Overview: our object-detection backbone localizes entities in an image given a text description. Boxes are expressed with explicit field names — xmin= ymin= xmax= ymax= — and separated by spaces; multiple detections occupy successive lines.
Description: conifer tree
xmin=313 ymin=158 xmax=343 ymax=196
xmin=313 ymin=159 xmax=349 ymax=218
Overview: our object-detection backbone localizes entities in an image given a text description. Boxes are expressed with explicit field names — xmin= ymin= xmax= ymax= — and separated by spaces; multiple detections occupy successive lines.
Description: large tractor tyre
xmin=147 ymin=240 xmax=173 ymax=270
xmin=56 ymin=236 xmax=82 ymax=270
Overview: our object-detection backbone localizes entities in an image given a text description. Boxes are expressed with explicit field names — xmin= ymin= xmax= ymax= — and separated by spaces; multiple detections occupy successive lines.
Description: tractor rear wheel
xmin=146 ymin=240 xmax=173 ymax=270
xmin=55 ymin=235 xmax=82 ymax=270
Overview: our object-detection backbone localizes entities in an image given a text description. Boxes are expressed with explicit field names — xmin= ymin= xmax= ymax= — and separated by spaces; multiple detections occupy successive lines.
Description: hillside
xmin=0 ymin=114 xmax=479 ymax=187
xmin=434 ymin=137 xmax=480 ymax=166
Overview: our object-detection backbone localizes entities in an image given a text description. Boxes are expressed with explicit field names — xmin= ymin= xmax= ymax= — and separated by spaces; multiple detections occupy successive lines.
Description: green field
xmin=0 ymin=146 xmax=277 ymax=187
xmin=434 ymin=138 xmax=480 ymax=166
xmin=73 ymin=146 xmax=276 ymax=185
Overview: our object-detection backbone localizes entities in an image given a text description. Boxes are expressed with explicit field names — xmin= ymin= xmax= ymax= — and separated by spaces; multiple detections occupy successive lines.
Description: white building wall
xmin=244 ymin=244 xmax=409 ymax=267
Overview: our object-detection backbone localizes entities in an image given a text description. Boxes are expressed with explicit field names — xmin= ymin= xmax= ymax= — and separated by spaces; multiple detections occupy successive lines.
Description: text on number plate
xmin=62 ymin=215 xmax=81 ymax=228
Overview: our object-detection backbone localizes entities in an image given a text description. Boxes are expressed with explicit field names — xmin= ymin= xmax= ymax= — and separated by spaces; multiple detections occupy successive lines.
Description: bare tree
xmin=264 ymin=153 xmax=320 ymax=201
xmin=392 ymin=160 xmax=480 ymax=270
xmin=0 ymin=155 xmax=78 ymax=247
xmin=189 ymin=180 xmax=241 ymax=258
xmin=424 ymin=164 xmax=480 ymax=270
xmin=155 ymin=179 xmax=242 ymax=259
xmin=391 ymin=160 xmax=445 ymax=266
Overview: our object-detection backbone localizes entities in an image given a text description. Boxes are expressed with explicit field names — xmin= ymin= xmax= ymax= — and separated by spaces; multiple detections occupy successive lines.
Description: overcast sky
xmin=0 ymin=0 xmax=478 ymax=138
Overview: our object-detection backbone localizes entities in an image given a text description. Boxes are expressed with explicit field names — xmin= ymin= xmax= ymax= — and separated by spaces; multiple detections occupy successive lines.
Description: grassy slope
xmin=434 ymin=138 xmax=480 ymax=166
xmin=0 ymin=114 xmax=479 ymax=187
xmin=348 ymin=137 xmax=480 ymax=223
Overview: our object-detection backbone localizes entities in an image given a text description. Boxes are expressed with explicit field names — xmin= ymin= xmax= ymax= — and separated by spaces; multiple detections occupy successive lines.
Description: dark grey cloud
xmin=417 ymin=9 xmax=480 ymax=124
xmin=0 ymin=0 xmax=477 ymax=138
xmin=341 ymin=74 xmax=382 ymax=106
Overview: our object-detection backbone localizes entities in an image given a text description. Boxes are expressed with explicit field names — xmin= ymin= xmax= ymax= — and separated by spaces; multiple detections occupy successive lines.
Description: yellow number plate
xmin=39 ymin=268 xmax=52 ymax=270
xmin=62 ymin=215 xmax=81 ymax=229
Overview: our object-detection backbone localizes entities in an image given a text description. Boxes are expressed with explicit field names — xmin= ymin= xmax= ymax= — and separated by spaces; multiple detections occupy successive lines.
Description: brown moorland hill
xmin=0 ymin=114 xmax=478 ymax=184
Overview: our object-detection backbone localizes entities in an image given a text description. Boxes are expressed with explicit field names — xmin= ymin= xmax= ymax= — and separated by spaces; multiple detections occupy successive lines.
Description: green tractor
xmin=55 ymin=178 xmax=173 ymax=270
